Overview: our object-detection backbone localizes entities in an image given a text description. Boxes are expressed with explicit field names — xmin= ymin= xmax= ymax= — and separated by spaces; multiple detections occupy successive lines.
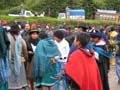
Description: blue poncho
xmin=33 ymin=38 xmax=60 ymax=80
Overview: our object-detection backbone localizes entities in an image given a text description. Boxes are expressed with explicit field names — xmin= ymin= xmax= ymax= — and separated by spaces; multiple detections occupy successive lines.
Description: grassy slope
xmin=0 ymin=0 xmax=106 ymax=14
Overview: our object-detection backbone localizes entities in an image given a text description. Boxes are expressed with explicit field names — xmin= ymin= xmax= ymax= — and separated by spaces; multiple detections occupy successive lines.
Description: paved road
xmin=109 ymin=65 xmax=120 ymax=90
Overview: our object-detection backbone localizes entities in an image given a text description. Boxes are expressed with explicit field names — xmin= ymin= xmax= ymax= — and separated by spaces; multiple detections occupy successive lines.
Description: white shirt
xmin=55 ymin=38 xmax=70 ymax=63
xmin=31 ymin=43 xmax=36 ymax=52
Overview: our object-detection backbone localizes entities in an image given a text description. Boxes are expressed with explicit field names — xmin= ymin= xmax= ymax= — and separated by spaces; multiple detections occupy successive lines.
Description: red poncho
xmin=65 ymin=49 xmax=102 ymax=90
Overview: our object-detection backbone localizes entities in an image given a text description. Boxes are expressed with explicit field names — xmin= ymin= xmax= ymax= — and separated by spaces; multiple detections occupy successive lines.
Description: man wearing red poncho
xmin=65 ymin=32 xmax=103 ymax=90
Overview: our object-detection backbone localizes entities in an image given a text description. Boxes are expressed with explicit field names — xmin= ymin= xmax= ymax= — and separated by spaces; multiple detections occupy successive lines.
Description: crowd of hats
xmin=76 ymin=24 xmax=103 ymax=38
xmin=1 ymin=20 xmax=118 ymax=39
xmin=0 ymin=20 xmax=40 ymax=33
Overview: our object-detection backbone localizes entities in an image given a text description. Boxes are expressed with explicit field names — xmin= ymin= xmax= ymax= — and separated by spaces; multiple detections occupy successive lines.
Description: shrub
xmin=0 ymin=15 xmax=119 ymax=27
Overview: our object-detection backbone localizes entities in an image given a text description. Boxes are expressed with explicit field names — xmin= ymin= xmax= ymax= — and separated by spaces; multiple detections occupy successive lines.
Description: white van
xmin=57 ymin=13 xmax=66 ymax=19
xmin=8 ymin=10 xmax=34 ymax=17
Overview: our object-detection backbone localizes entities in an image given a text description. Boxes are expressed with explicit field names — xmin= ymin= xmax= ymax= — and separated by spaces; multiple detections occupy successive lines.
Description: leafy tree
xmin=105 ymin=0 xmax=120 ymax=12
xmin=1 ymin=0 xmax=120 ymax=19
xmin=82 ymin=0 xmax=97 ymax=19
xmin=0 ymin=0 xmax=5 ymax=9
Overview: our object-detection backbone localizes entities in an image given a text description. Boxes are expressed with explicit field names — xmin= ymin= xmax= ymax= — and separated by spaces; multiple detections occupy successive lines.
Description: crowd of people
xmin=0 ymin=20 xmax=120 ymax=90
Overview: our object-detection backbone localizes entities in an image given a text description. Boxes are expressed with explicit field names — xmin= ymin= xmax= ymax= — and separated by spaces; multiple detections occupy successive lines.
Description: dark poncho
xmin=0 ymin=25 xmax=10 ymax=58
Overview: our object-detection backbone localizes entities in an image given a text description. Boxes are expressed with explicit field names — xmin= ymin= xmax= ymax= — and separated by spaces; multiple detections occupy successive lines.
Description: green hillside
xmin=0 ymin=0 xmax=120 ymax=19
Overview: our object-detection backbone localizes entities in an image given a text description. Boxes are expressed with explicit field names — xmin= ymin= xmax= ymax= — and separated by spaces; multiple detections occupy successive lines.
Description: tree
xmin=105 ymin=0 xmax=120 ymax=12
xmin=1 ymin=0 xmax=120 ymax=18
xmin=82 ymin=0 xmax=97 ymax=19
xmin=0 ymin=0 xmax=5 ymax=9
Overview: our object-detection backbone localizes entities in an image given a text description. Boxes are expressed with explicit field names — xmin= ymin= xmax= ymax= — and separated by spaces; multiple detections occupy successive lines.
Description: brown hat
xmin=10 ymin=24 xmax=20 ymax=32
xmin=29 ymin=29 xmax=39 ymax=35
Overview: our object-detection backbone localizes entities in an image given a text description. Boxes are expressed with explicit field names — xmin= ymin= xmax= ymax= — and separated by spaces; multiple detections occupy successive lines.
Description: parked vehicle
xmin=95 ymin=9 xmax=120 ymax=22
xmin=57 ymin=13 xmax=66 ymax=19
xmin=68 ymin=9 xmax=85 ymax=20
xmin=8 ymin=10 xmax=35 ymax=17
xmin=58 ymin=9 xmax=85 ymax=20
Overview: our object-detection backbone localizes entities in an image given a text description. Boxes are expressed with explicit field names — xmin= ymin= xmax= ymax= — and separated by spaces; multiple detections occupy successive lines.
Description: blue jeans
xmin=55 ymin=62 xmax=67 ymax=90
xmin=116 ymin=56 xmax=120 ymax=84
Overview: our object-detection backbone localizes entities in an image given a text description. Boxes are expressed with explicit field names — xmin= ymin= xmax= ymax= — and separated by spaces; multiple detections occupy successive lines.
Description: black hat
xmin=10 ymin=24 xmax=20 ymax=32
xmin=54 ymin=30 xmax=64 ymax=40
xmin=105 ymin=25 xmax=115 ymax=32
xmin=29 ymin=29 xmax=39 ymax=35
xmin=90 ymin=30 xmax=102 ymax=38
xmin=77 ymin=25 xmax=87 ymax=32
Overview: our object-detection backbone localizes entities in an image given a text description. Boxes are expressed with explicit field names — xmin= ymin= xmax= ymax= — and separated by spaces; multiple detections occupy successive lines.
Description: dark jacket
xmin=0 ymin=26 xmax=10 ymax=58
xmin=21 ymin=31 xmax=30 ymax=42
xmin=26 ymin=38 xmax=39 ymax=62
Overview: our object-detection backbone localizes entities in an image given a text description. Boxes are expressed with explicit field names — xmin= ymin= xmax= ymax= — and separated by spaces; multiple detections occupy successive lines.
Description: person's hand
xmin=28 ymin=51 xmax=33 ymax=55
xmin=21 ymin=59 xmax=25 ymax=63
xmin=51 ymin=57 xmax=56 ymax=64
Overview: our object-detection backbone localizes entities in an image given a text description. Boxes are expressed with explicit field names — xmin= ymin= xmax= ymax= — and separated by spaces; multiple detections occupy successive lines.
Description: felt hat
xmin=29 ymin=29 xmax=39 ymax=35
xmin=9 ymin=24 xmax=20 ymax=32
xmin=90 ymin=30 xmax=102 ymax=38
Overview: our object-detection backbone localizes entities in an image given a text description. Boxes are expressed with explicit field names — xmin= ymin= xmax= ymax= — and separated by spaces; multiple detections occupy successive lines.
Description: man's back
xmin=65 ymin=49 xmax=102 ymax=90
